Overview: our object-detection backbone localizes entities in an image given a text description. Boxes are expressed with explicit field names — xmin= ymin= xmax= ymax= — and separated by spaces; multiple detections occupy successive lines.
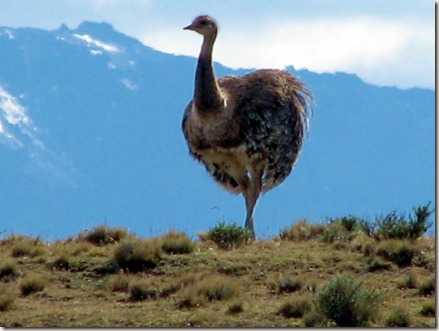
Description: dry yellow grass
xmin=0 ymin=226 xmax=435 ymax=327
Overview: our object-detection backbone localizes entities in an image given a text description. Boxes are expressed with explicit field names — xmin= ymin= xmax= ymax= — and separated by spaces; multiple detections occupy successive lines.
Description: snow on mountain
xmin=0 ymin=22 xmax=435 ymax=240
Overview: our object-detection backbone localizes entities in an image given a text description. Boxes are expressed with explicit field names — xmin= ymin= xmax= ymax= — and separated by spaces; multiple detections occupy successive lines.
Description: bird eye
xmin=199 ymin=19 xmax=207 ymax=25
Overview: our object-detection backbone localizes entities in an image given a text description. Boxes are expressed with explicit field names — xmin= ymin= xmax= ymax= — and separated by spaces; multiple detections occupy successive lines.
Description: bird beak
xmin=183 ymin=24 xmax=194 ymax=31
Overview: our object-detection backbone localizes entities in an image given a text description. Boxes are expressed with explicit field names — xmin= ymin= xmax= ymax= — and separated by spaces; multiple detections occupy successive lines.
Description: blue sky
xmin=0 ymin=0 xmax=435 ymax=89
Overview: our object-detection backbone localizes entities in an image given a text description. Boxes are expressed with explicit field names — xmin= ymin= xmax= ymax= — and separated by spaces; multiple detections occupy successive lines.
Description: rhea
xmin=182 ymin=15 xmax=312 ymax=238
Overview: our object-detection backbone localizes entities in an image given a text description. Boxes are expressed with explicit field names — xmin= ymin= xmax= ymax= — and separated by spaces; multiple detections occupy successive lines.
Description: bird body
xmin=182 ymin=15 xmax=312 ymax=237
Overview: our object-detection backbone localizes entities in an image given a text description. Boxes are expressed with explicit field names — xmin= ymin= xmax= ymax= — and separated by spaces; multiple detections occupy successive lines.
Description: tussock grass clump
xmin=420 ymin=300 xmax=435 ymax=317
xmin=279 ymin=220 xmax=325 ymax=241
xmin=367 ymin=257 xmax=392 ymax=272
xmin=418 ymin=276 xmax=435 ymax=296
xmin=160 ymin=231 xmax=196 ymax=254
xmin=397 ymin=272 xmax=418 ymax=289
xmin=19 ymin=274 xmax=47 ymax=296
xmin=320 ymin=216 xmax=362 ymax=243
xmin=0 ymin=285 xmax=16 ymax=312
xmin=385 ymin=307 xmax=411 ymax=327
xmin=269 ymin=274 xmax=303 ymax=294
xmin=178 ymin=292 xmax=202 ymax=309
xmin=129 ymin=281 xmax=160 ymax=301
xmin=50 ymin=255 xmax=72 ymax=271
xmin=0 ymin=259 xmax=19 ymax=281
xmin=278 ymin=297 xmax=312 ymax=318
xmin=113 ymin=239 xmax=162 ymax=272
xmin=196 ymin=275 xmax=240 ymax=301
xmin=79 ymin=225 xmax=129 ymax=246
xmin=303 ymin=311 xmax=326 ymax=327
xmin=110 ymin=273 xmax=131 ymax=292
xmin=315 ymin=275 xmax=381 ymax=327
xmin=350 ymin=233 xmax=376 ymax=256
xmin=10 ymin=236 xmax=47 ymax=258
xmin=205 ymin=222 xmax=252 ymax=250
xmin=227 ymin=301 xmax=244 ymax=314
xmin=376 ymin=240 xmax=417 ymax=267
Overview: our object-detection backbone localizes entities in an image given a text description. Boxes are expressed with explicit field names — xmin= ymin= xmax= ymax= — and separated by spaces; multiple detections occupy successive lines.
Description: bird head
xmin=183 ymin=15 xmax=218 ymax=36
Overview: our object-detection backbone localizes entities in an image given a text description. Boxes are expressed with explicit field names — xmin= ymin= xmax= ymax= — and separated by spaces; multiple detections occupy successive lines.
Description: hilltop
xmin=0 ymin=208 xmax=435 ymax=327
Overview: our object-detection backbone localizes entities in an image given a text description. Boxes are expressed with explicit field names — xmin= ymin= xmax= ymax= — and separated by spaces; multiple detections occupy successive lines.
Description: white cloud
xmin=140 ymin=17 xmax=434 ymax=89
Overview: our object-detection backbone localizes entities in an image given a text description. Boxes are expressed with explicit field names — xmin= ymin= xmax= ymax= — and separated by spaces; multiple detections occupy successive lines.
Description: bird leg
xmin=243 ymin=171 xmax=262 ymax=239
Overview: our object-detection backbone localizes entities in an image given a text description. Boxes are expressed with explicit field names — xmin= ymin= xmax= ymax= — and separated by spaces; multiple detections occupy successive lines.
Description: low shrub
xmin=315 ymin=275 xmax=381 ymax=327
xmin=160 ymin=231 xmax=195 ymax=254
xmin=19 ymin=274 xmax=47 ymax=296
xmin=376 ymin=240 xmax=417 ymax=267
xmin=370 ymin=203 xmax=433 ymax=240
xmin=278 ymin=298 xmax=312 ymax=318
xmin=385 ymin=307 xmax=411 ymax=327
xmin=206 ymin=222 xmax=252 ymax=250
xmin=113 ymin=239 xmax=162 ymax=272
xmin=80 ymin=225 xmax=129 ymax=246
xmin=279 ymin=220 xmax=325 ymax=241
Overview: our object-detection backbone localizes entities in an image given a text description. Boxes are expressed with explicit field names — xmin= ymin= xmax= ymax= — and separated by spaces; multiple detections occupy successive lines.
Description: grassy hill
xmin=0 ymin=208 xmax=435 ymax=327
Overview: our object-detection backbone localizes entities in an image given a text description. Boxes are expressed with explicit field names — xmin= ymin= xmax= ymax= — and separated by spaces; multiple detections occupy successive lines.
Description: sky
xmin=0 ymin=0 xmax=435 ymax=89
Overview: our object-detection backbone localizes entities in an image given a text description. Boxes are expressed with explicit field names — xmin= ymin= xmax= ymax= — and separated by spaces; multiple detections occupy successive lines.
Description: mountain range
xmin=0 ymin=22 xmax=435 ymax=240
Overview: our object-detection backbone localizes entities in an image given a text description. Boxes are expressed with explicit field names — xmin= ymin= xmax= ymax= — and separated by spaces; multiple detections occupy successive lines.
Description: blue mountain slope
xmin=0 ymin=22 xmax=434 ymax=240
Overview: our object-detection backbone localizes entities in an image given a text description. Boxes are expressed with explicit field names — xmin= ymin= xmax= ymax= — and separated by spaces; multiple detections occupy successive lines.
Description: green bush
xmin=80 ymin=225 xmax=129 ymax=246
xmin=278 ymin=298 xmax=312 ymax=318
xmin=315 ymin=275 xmax=381 ymax=327
xmin=372 ymin=203 xmax=433 ymax=240
xmin=160 ymin=231 xmax=195 ymax=254
xmin=385 ymin=307 xmax=411 ymax=327
xmin=206 ymin=222 xmax=252 ymax=250
xmin=113 ymin=239 xmax=162 ymax=272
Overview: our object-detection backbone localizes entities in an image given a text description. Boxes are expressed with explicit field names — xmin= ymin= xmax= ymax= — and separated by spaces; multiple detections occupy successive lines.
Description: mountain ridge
xmin=0 ymin=21 xmax=434 ymax=240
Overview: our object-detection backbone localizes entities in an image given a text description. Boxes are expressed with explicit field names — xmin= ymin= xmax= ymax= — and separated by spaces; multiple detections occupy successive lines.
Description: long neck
xmin=194 ymin=32 xmax=224 ymax=115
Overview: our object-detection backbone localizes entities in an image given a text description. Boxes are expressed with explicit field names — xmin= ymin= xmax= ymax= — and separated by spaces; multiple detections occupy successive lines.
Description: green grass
xmin=0 ymin=212 xmax=435 ymax=327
